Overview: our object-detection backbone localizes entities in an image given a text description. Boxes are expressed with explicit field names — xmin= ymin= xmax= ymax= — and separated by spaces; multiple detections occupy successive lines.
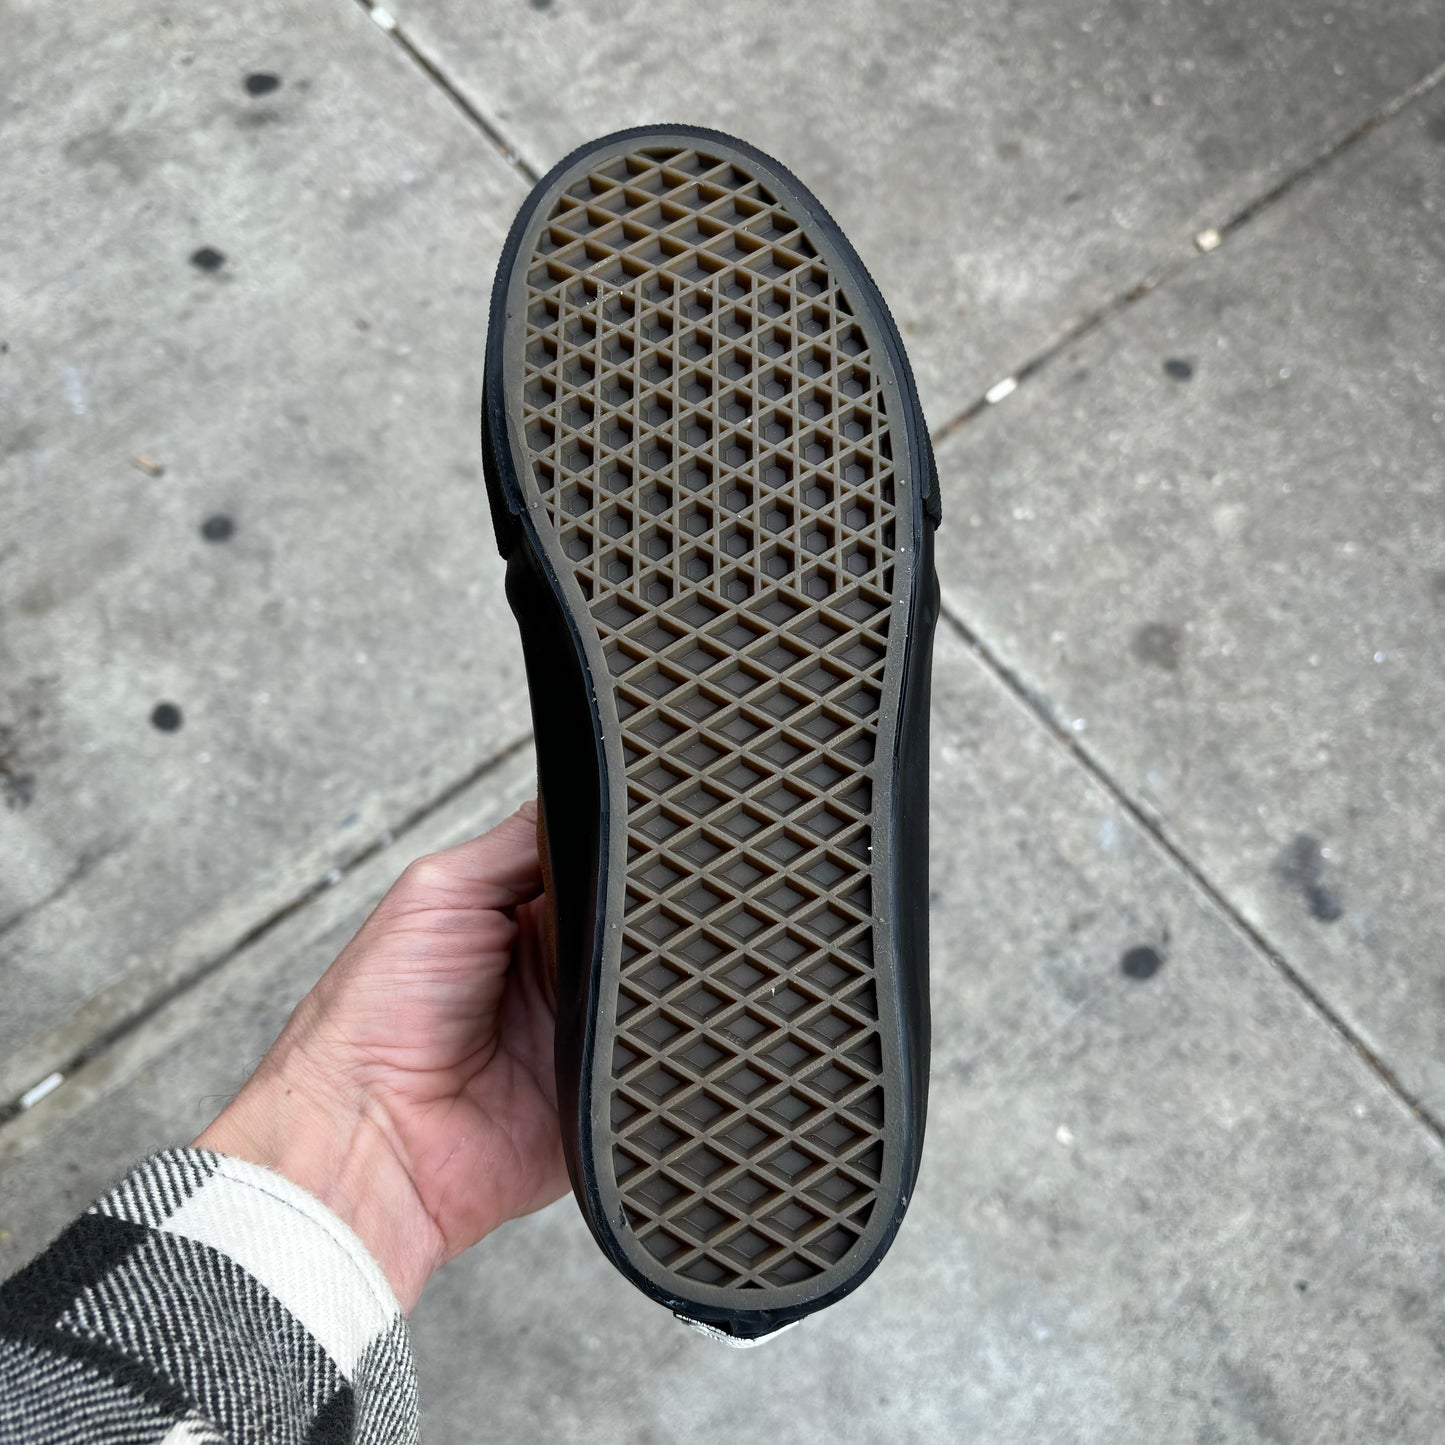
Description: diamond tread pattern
xmin=517 ymin=142 xmax=901 ymax=1294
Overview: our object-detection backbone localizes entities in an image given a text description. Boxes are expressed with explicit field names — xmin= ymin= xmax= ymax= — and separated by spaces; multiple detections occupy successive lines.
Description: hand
xmin=195 ymin=800 xmax=569 ymax=1312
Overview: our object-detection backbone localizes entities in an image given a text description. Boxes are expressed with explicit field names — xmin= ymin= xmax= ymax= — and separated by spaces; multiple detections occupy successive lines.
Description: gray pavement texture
xmin=1 ymin=0 xmax=1443 ymax=1441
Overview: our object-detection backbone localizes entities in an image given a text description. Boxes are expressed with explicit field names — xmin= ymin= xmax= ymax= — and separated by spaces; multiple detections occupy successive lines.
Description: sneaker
xmin=482 ymin=126 xmax=940 ymax=1341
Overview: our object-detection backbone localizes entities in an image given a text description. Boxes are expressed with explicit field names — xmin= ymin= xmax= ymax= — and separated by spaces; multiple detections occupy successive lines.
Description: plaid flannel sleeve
xmin=0 ymin=1149 xmax=419 ymax=1444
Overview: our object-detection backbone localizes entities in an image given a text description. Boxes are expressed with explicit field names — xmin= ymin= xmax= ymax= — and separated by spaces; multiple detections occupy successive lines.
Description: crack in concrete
xmin=0 ymin=838 xmax=128 ymax=943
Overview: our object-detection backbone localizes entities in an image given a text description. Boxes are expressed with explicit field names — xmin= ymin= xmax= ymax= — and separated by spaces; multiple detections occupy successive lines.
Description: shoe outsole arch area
xmin=483 ymin=126 xmax=938 ymax=1339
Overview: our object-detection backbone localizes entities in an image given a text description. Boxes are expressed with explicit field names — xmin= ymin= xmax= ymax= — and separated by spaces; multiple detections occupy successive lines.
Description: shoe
xmin=481 ymin=125 xmax=940 ymax=1341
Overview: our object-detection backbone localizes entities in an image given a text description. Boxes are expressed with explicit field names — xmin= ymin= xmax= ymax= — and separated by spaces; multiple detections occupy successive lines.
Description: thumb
xmin=381 ymin=799 xmax=544 ymax=917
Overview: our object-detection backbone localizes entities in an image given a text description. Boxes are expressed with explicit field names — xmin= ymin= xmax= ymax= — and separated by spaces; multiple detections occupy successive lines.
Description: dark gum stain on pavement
xmin=1272 ymin=834 xmax=1343 ymax=924
xmin=189 ymin=247 xmax=226 ymax=274
xmin=1163 ymin=357 xmax=1194 ymax=381
xmin=201 ymin=514 xmax=236 ymax=543
xmin=238 ymin=73 xmax=284 ymax=130
xmin=1120 ymin=944 xmax=1165 ymax=980
xmin=150 ymin=703 xmax=183 ymax=733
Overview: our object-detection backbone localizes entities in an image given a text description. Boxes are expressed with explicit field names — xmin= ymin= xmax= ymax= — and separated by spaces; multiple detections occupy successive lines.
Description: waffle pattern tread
xmin=514 ymin=139 xmax=906 ymax=1296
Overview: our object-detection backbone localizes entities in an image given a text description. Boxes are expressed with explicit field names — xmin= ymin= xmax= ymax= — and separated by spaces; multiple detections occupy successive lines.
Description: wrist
xmin=194 ymin=1043 xmax=443 ymax=1312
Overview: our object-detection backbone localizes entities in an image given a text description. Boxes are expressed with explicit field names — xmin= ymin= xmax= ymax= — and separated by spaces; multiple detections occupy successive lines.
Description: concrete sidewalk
xmin=2 ymin=1 xmax=1443 ymax=1440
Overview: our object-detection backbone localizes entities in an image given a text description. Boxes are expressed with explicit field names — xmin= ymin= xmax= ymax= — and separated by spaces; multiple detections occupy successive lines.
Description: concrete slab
xmin=0 ymin=0 xmax=531 ymax=1099
xmin=931 ymin=101 xmax=1445 ymax=1117
xmin=384 ymin=0 xmax=1444 ymax=424
xmin=3 ymin=632 xmax=1442 ymax=1442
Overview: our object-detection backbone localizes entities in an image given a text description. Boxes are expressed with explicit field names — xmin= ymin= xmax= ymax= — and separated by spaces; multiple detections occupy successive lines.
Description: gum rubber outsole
xmin=482 ymin=126 xmax=939 ymax=1338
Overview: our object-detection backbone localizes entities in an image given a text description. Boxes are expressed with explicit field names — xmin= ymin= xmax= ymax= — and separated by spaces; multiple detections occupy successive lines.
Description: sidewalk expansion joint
xmin=351 ymin=0 xmax=540 ymax=185
xmin=921 ymin=53 xmax=1445 ymax=1147
xmin=931 ymin=53 xmax=1445 ymax=448
xmin=0 ymin=733 xmax=534 ymax=1133
xmin=935 ymin=601 xmax=1445 ymax=1152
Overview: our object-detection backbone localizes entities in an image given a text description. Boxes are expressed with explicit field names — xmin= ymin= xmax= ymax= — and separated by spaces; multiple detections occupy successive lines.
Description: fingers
xmin=388 ymin=799 xmax=544 ymax=914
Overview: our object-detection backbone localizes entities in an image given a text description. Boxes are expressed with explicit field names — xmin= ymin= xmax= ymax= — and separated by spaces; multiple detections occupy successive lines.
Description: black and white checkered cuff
xmin=0 ymin=1147 xmax=419 ymax=1444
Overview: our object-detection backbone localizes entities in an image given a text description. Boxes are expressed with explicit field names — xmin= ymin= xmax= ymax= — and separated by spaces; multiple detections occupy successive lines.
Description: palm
xmin=308 ymin=805 xmax=569 ymax=1264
